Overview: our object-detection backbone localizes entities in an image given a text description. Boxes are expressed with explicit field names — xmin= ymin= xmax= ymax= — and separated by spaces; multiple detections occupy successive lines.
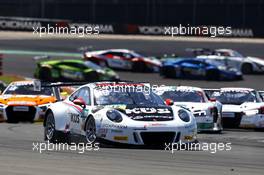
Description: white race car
xmin=43 ymin=82 xmax=197 ymax=146
xmin=196 ymin=49 xmax=264 ymax=74
xmin=155 ymin=86 xmax=223 ymax=132
xmin=210 ymin=87 xmax=264 ymax=129
xmin=83 ymin=49 xmax=161 ymax=72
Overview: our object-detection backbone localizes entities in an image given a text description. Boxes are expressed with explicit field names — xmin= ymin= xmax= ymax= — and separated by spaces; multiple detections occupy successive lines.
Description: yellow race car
xmin=0 ymin=80 xmax=57 ymax=123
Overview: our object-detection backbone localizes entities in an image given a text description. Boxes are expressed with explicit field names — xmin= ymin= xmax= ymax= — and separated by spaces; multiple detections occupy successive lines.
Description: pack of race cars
xmin=32 ymin=48 xmax=264 ymax=82
xmin=0 ymin=79 xmax=263 ymax=147
xmin=0 ymin=47 xmax=264 ymax=147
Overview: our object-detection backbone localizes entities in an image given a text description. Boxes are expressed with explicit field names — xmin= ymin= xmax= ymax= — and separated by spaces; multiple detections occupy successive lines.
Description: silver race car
xmin=209 ymin=88 xmax=264 ymax=129
xmin=43 ymin=82 xmax=197 ymax=146
xmin=155 ymin=86 xmax=223 ymax=132
xmin=194 ymin=48 xmax=264 ymax=74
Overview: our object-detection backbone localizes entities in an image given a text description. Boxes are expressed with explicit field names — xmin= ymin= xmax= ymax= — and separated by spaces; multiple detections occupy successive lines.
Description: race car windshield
xmin=94 ymin=86 xmax=164 ymax=106
xmin=217 ymin=50 xmax=243 ymax=57
xmin=231 ymin=51 xmax=244 ymax=57
xmin=4 ymin=84 xmax=53 ymax=96
xmin=212 ymin=91 xmax=258 ymax=105
xmin=160 ymin=90 xmax=205 ymax=102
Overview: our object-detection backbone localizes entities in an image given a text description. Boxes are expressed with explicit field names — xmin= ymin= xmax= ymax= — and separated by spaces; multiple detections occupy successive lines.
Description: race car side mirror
xmin=73 ymin=98 xmax=86 ymax=108
xmin=165 ymin=99 xmax=174 ymax=106
xmin=209 ymin=98 xmax=216 ymax=102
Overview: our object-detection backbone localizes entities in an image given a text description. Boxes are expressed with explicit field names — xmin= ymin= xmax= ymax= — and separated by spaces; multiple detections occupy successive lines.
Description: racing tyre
xmin=206 ymin=69 xmax=219 ymax=81
xmin=44 ymin=112 xmax=70 ymax=144
xmin=85 ymin=71 xmax=100 ymax=81
xmin=132 ymin=61 xmax=147 ymax=72
xmin=241 ymin=63 xmax=253 ymax=74
xmin=39 ymin=67 xmax=52 ymax=81
xmin=85 ymin=116 xmax=97 ymax=144
xmin=161 ymin=66 xmax=177 ymax=78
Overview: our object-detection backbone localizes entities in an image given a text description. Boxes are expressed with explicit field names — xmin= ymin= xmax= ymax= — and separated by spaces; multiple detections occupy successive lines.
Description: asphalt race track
xmin=1 ymin=35 xmax=264 ymax=89
xmin=0 ymin=33 xmax=264 ymax=175
xmin=0 ymin=123 xmax=264 ymax=175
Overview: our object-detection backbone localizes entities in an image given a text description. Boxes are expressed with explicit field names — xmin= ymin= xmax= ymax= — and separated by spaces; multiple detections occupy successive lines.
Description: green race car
xmin=34 ymin=59 xmax=119 ymax=82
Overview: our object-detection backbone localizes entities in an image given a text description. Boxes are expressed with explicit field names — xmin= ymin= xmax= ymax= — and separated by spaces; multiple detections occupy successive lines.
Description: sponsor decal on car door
xmin=65 ymin=102 xmax=83 ymax=134
xmin=107 ymin=57 xmax=130 ymax=69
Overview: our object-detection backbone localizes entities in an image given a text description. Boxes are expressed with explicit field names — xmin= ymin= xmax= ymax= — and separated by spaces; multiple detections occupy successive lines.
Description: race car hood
xmin=92 ymin=104 xmax=174 ymax=121
xmin=0 ymin=95 xmax=56 ymax=106
xmin=173 ymin=102 xmax=213 ymax=112
xmin=246 ymin=56 xmax=264 ymax=66
xmin=100 ymin=105 xmax=174 ymax=121
xmin=122 ymin=105 xmax=174 ymax=121
xmin=222 ymin=102 xmax=264 ymax=112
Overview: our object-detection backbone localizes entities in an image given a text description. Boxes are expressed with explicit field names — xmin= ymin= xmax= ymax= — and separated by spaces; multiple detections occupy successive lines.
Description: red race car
xmin=83 ymin=49 xmax=161 ymax=72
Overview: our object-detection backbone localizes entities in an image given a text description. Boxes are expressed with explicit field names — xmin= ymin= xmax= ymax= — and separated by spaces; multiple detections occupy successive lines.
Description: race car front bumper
xmin=240 ymin=114 xmax=264 ymax=128
xmin=0 ymin=105 xmax=48 ymax=122
xmin=98 ymin=122 xmax=197 ymax=146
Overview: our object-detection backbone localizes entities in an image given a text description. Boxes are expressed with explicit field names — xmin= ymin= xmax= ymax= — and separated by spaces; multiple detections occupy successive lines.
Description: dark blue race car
xmin=160 ymin=58 xmax=243 ymax=81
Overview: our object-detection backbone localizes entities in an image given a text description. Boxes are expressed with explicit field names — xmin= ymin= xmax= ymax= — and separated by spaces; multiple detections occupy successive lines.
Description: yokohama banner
xmin=0 ymin=17 xmax=260 ymax=38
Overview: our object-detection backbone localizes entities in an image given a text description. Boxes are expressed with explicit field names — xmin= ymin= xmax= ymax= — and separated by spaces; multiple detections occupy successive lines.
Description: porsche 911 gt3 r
xmin=210 ymin=88 xmax=264 ymax=128
xmin=0 ymin=80 xmax=56 ymax=123
xmin=83 ymin=49 xmax=161 ymax=72
xmin=155 ymin=86 xmax=223 ymax=132
xmin=43 ymin=82 xmax=197 ymax=146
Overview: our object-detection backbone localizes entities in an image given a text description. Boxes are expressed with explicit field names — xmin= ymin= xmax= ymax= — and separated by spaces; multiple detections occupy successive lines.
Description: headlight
xmin=106 ymin=110 xmax=123 ymax=123
xmin=39 ymin=105 xmax=48 ymax=112
xmin=178 ymin=109 xmax=190 ymax=122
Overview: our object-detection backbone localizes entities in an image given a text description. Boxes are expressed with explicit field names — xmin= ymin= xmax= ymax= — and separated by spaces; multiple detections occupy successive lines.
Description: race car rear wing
xmin=78 ymin=46 xmax=94 ymax=55
xmin=186 ymin=48 xmax=216 ymax=56
xmin=40 ymin=80 xmax=139 ymax=88
xmin=40 ymin=80 xmax=151 ymax=101
xmin=40 ymin=81 xmax=89 ymax=101
xmin=33 ymin=55 xmax=51 ymax=61
xmin=204 ymin=89 xmax=264 ymax=100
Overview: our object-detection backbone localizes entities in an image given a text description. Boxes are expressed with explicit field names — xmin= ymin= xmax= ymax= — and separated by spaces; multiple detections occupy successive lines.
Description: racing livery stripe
xmin=63 ymin=102 xmax=83 ymax=112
